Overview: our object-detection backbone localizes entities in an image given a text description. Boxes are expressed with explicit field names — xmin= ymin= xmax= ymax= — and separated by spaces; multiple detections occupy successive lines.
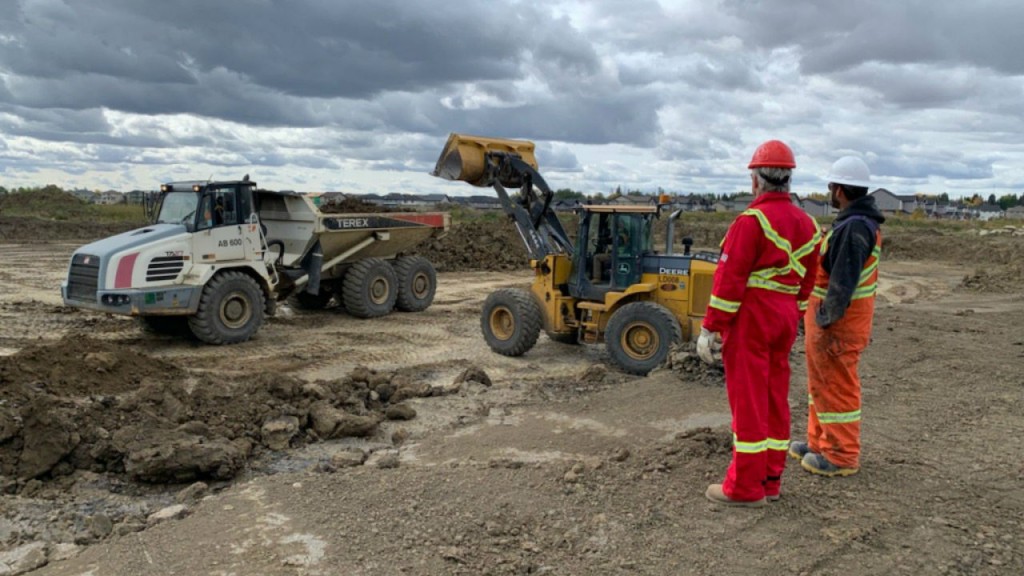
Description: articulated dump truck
xmin=62 ymin=179 xmax=449 ymax=344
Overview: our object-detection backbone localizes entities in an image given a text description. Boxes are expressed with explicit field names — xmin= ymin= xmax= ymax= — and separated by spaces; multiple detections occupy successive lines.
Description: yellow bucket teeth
xmin=432 ymin=133 xmax=538 ymax=187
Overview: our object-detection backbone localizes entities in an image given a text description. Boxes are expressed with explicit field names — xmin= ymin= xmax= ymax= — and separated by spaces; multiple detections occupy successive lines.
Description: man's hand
xmin=696 ymin=327 xmax=721 ymax=364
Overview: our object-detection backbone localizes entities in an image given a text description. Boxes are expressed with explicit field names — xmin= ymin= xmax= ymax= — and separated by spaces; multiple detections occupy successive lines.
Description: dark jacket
xmin=816 ymin=195 xmax=886 ymax=328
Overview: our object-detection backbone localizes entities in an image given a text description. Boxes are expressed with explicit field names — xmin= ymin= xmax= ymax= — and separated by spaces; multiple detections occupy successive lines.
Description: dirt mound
xmin=318 ymin=196 xmax=399 ymax=214
xmin=0 ymin=336 xmax=459 ymax=484
xmin=0 ymin=215 xmax=140 ymax=242
xmin=412 ymin=220 xmax=529 ymax=272
xmin=0 ymin=336 xmax=183 ymax=400
xmin=656 ymin=341 xmax=726 ymax=386
xmin=959 ymin=263 xmax=1024 ymax=293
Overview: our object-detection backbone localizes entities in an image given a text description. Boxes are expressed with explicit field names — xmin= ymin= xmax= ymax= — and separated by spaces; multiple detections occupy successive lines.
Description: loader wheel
xmin=188 ymin=271 xmax=265 ymax=345
xmin=605 ymin=302 xmax=682 ymax=375
xmin=481 ymin=288 xmax=542 ymax=357
xmin=393 ymin=256 xmax=436 ymax=312
xmin=342 ymin=258 xmax=397 ymax=318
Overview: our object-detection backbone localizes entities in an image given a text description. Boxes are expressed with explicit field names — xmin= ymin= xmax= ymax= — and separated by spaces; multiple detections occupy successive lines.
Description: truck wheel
xmin=605 ymin=301 xmax=681 ymax=375
xmin=393 ymin=256 xmax=436 ymax=312
xmin=137 ymin=316 xmax=192 ymax=338
xmin=342 ymin=258 xmax=397 ymax=318
xmin=188 ymin=270 xmax=265 ymax=344
xmin=292 ymin=288 xmax=334 ymax=310
xmin=481 ymin=288 xmax=541 ymax=357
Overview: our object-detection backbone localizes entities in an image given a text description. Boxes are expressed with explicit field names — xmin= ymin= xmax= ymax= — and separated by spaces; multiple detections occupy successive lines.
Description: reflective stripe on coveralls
xmin=810 ymin=227 xmax=880 ymax=300
xmin=804 ymin=226 xmax=882 ymax=469
xmin=708 ymin=209 xmax=821 ymax=314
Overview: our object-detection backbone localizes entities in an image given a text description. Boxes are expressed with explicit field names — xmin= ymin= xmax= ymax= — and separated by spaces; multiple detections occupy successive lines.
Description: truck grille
xmin=146 ymin=256 xmax=185 ymax=282
xmin=67 ymin=253 xmax=100 ymax=302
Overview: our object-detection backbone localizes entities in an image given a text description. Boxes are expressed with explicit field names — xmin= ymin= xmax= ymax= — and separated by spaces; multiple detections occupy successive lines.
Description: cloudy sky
xmin=1 ymin=0 xmax=1022 ymax=199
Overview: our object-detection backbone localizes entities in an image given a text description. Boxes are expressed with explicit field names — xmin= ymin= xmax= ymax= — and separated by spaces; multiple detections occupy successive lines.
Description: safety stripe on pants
xmin=815 ymin=409 xmax=861 ymax=424
xmin=733 ymin=434 xmax=790 ymax=454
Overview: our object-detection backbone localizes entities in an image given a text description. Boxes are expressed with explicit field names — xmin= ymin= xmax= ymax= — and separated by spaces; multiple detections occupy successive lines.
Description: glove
xmin=696 ymin=327 xmax=721 ymax=364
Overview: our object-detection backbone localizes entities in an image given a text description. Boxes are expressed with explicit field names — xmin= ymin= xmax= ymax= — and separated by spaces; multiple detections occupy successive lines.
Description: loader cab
xmin=571 ymin=205 xmax=655 ymax=300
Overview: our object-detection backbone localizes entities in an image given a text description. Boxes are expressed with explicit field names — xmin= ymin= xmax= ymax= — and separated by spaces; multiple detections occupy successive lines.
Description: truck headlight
xmin=101 ymin=294 xmax=132 ymax=305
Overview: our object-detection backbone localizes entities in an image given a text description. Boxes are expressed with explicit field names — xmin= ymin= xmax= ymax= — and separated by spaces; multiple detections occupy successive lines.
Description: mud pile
xmin=318 ymin=196 xmax=400 ymax=214
xmin=0 ymin=337 xmax=454 ymax=486
xmin=656 ymin=341 xmax=726 ymax=387
xmin=413 ymin=220 xmax=529 ymax=272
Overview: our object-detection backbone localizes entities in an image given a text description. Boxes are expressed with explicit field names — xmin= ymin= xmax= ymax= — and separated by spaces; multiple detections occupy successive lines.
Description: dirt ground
xmin=0 ymin=216 xmax=1022 ymax=576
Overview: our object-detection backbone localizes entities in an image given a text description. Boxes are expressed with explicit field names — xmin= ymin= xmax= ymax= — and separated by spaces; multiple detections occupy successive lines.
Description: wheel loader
xmin=432 ymin=133 xmax=719 ymax=375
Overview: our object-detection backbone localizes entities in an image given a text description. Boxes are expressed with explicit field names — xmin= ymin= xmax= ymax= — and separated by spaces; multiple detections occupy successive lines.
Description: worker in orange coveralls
xmin=790 ymin=156 xmax=884 ymax=477
xmin=697 ymin=140 xmax=821 ymax=507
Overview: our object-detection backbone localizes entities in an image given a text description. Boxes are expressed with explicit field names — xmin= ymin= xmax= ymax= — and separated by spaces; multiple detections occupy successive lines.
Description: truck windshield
xmin=156 ymin=191 xmax=200 ymax=227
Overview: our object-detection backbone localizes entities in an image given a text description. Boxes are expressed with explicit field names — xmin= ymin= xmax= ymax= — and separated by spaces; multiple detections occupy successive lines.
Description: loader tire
xmin=605 ymin=301 xmax=681 ymax=375
xmin=188 ymin=271 xmax=265 ymax=344
xmin=342 ymin=258 xmax=397 ymax=319
xmin=393 ymin=256 xmax=436 ymax=312
xmin=481 ymin=288 xmax=541 ymax=357
xmin=137 ymin=316 xmax=193 ymax=338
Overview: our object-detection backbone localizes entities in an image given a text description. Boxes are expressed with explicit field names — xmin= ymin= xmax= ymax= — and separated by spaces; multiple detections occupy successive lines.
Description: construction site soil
xmin=0 ymin=210 xmax=1022 ymax=575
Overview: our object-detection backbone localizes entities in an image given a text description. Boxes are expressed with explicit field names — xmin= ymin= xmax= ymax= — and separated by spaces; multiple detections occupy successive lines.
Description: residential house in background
xmin=801 ymin=198 xmax=835 ymax=218
xmin=871 ymin=189 xmax=920 ymax=214
xmin=713 ymin=194 xmax=754 ymax=212
xmin=95 ymin=190 xmax=124 ymax=205
xmin=975 ymin=204 xmax=1004 ymax=221
xmin=124 ymin=190 xmax=149 ymax=205
xmin=68 ymin=189 xmax=96 ymax=203
xmin=1005 ymin=206 xmax=1024 ymax=220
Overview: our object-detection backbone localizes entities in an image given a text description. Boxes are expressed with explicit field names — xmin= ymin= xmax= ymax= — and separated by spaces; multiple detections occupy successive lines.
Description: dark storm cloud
xmin=722 ymin=0 xmax=1024 ymax=75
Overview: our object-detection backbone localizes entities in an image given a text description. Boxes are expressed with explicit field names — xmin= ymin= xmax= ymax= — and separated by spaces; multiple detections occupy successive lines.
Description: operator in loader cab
xmin=698 ymin=140 xmax=821 ymax=507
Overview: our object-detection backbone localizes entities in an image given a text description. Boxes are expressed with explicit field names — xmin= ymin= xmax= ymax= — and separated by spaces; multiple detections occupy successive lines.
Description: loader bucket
xmin=432 ymin=133 xmax=538 ymax=187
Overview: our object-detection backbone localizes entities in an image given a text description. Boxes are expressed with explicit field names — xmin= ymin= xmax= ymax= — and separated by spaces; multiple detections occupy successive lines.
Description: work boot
xmin=801 ymin=453 xmax=859 ymax=477
xmin=704 ymin=484 xmax=766 ymax=508
xmin=788 ymin=441 xmax=812 ymax=462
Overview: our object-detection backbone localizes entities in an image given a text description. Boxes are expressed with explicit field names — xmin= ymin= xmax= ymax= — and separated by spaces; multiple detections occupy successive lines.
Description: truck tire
xmin=188 ymin=270 xmax=265 ymax=344
xmin=342 ymin=258 xmax=397 ymax=318
xmin=393 ymin=256 xmax=436 ymax=312
xmin=137 ymin=316 xmax=192 ymax=338
xmin=605 ymin=301 xmax=681 ymax=375
xmin=481 ymin=288 xmax=541 ymax=357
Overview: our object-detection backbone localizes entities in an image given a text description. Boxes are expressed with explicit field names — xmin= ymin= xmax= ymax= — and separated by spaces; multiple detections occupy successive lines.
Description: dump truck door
xmin=193 ymin=186 xmax=247 ymax=263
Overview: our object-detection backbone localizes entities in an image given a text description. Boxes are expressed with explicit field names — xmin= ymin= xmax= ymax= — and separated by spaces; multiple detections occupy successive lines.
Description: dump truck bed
xmin=256 ymin=190 xmax=449 ymax=268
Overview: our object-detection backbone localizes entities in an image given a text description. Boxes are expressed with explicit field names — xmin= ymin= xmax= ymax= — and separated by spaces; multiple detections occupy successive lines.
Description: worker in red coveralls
xmin=697 ymin=140 xmax=821 ymax=507
xmin=790 ymin=156 xmax=884 ymax=477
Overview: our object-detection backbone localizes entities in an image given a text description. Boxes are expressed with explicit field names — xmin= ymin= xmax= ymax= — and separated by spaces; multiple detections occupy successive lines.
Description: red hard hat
xmin=748 ymin=140 xmax=796 ymax=169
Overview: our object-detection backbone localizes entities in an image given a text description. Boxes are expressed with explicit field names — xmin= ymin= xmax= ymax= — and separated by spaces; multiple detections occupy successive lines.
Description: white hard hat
xmin=825 ymin=156 xmax=871 ymax=189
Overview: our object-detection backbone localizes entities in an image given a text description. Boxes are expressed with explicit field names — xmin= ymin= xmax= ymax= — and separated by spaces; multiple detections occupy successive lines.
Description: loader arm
xmin=432 ymin=133 xmax=573 ymax=261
